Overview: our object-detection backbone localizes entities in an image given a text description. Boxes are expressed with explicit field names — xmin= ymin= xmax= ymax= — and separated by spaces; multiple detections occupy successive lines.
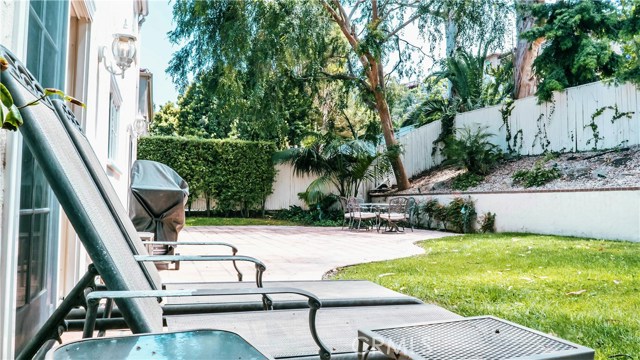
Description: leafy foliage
xmin=272 ymin=205 xmax=342 ymax=227
xmin=478 ymin=212 xmax=496 ymax=233
xmin=451 ymin=172 xmax=484 ymax=191
xmin=149 ymin=101 xmax=180 ymax=136
xmin=137 ymin=136 xmax=276 ymax=216
xmin=405 ymin=49 xmax=514 ymax=129
xmin=512 ymin=161 xmax=561 ymax=188
xmin=521 ymin=0 xmax=625 ymax=102
xmin=617 ymin=1 xmax=640 ymax=85
xmin=443 ymin=126 xmax=502 ymax=176
xmin=275 ymin=133 xmax=391 ymax=201
xmin=420 ymin=197 xmax=477 ymax=233
xmin=167 ymin=1 xmax=339 ymax=148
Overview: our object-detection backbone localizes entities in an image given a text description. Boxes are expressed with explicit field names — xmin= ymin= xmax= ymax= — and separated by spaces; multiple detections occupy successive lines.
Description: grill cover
xmin=129 ymin=160 xmax=189 ymax=244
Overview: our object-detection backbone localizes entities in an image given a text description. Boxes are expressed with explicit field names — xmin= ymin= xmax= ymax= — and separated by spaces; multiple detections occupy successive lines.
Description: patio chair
xmin=378 ymin=197 xmax=409 ymax=232
xmin=350 ymin=198 xmax=377 ymax=230
xmin=337 ymin=196 xmax=352 ymax=229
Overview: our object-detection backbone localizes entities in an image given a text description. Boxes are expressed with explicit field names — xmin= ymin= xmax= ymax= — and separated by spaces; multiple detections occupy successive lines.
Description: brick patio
xmin=159 ymin=226 xmax=455 ymax=283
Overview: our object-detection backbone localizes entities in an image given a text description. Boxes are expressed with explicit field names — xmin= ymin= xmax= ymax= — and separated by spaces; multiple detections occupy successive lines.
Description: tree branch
xmin=385 ymin=11 xmax=422 ymax=41
xmin=348 ymin=0 xmax=365 ymax=21
xmin=331 ymin=0 xmax=349 ymax=23
xmin=321 ymin=1 xmax=342 ymax=23
xmin=398 ymin=37 xmax=428 ymax=57
xmin=320 ymin=71 xmax=359 ymax=81
xmin=321 ymin=0 xmax=370 ymax=77
xmin=372 ymin=0 xmax=379 ymax=21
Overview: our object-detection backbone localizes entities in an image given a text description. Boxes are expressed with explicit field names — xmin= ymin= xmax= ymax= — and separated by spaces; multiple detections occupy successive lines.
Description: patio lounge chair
xmin=1 ymin=46 xmax=422 ymax=358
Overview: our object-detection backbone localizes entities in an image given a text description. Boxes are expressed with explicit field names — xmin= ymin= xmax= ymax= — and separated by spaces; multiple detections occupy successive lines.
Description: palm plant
xmin=405 ymin=48 xmax=513 ymax=128
xmin=443 ymin=126 xmax=501 ymax=176
xmin=433 ymin=50 xmax=486 ymax=112
xmin=275 ymin=133 xmax=391 ymax=203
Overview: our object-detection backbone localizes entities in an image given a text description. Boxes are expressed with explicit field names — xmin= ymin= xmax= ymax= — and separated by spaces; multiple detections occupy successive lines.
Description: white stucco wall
xmin=375 ymin=189 xmax=640 ymax=242
xmin=83 ymin=1 xmax=141 ymax=203
xmin=0 ymin=2 xmax=28 ymax=358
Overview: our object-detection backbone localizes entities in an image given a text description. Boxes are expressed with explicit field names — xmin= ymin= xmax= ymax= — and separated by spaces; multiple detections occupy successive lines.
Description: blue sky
xmin=140 ymin=1 xmax=179 ymax=108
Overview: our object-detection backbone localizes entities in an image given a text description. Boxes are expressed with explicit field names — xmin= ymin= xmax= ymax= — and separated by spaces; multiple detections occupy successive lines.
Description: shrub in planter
xmin=512 ymin=161 xmax=561 ymax=188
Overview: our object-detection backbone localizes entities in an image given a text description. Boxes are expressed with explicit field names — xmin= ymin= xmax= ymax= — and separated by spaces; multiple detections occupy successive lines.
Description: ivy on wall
xmin=138 ymin=136 xmax=277 ymax=216
xmin=586 ymin=105 xmax=635 ymax=151
xmin=499 ymin=100 xmax=523 ymax=155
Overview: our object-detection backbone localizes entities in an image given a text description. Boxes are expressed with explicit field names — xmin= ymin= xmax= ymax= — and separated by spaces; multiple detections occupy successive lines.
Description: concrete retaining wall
xmin=372 ymin=188 xmax=640 ymax=242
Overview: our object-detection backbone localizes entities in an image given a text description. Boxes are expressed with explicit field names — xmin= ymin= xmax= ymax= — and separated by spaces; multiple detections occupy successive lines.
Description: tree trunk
xmin=373 ymin=87 xmax=411 ymax=191
xmin=320 ymin=0 xmax=410 ymax=191
xmin=445 ymin=14 xmax=458 ymax=99
xmin=514 ymin=0 xmax=544 ymax=99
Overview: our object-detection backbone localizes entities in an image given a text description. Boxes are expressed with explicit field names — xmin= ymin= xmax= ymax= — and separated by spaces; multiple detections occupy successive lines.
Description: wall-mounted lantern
xmin=98 ymin=33 xmax=137 ymax=78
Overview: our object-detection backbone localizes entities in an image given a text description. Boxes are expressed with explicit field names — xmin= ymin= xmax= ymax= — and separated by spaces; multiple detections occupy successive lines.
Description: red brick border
xmin=370 ymin=187 xmax=640 ymax=198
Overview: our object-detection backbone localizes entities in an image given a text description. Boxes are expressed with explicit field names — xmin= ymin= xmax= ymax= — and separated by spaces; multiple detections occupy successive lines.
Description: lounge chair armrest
xmin=140 ymin=240 xmax=239 ymax=256
xmin=134 ymin=255 xmax=265 ymax=286
xmin=140 ymin=241 xmax=244 ymax=280
xmin=84 ymin=287 xmax=331 ymax=360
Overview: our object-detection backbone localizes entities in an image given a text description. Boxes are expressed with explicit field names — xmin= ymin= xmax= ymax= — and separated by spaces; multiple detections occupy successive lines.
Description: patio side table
xmin=48 ymin=329 xmax=273 ymax=360
xmin=357 ymin=316 xmax=594 ymax=360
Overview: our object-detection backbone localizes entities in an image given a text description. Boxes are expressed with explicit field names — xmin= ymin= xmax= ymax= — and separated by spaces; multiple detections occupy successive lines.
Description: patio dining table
xmin=358 ymin=203 xmax=390 ymax=232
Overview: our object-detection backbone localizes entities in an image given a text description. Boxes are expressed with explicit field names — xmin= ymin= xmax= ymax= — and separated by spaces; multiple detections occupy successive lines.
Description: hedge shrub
xmin=138 ymin=136 xmax=277 ymax=215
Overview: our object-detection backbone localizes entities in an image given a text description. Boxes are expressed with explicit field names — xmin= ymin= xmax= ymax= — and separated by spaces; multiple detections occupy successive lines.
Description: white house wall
xmin=0 ymin=1 xmax=29 ymax=358
xmin=57 ymin=0 xmax=144 ymax=298
xmin=85 ymin=1 xmax=140 ymax=201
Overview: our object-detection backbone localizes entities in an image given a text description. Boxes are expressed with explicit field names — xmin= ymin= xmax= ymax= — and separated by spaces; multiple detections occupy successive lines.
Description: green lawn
xmin=185 ymin=217 xmax=299 ymax=227
xmin=332 ymin=233 xmax=640 ymax=359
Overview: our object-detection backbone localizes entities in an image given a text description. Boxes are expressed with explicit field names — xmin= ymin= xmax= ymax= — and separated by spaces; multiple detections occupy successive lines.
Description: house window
xmin=108 ymin=77 xmax=123 ymax=160
xmin=15 ymin=0 xmax=68 ymax=353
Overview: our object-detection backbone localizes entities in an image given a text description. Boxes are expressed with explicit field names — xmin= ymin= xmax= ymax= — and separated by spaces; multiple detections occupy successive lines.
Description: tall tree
xmin=617 ymin=0 xmax=640 ymax=85
xmin=319 ymin=0 xmax=511 ymax=190
xmin=149 ymin=101 xmax=180 ymax=136
xmin=513 ymin=0 xmax=544 ymax=99
xmin=521 ymin=0 xmax=623 ymax=102
xmin=168 ymin=0 xmax=511 ymax=190
xmin=168 ymin=1 xmax=335 ymax=147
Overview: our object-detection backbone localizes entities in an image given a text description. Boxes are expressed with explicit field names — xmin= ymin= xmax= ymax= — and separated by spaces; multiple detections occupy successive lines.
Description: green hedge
xmin=137 ymin=136 xmax=277 ymax=215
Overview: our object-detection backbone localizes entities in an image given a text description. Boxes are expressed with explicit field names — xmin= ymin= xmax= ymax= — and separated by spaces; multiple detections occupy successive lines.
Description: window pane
xmin=44 ymin=0 xmax=63 ymax=42
xmin=33 ymin=162 xmax=49 ymax=209
xmin=30 ymin=0 xmax=44 ymax=18
xmin=16 ymin=215 xmax=32 ymax=308
xmin=29 ymin=213 xmax=49 ymax=301
xmin=26 ymin=12 xmax=42 ymax=79
xmin=20 ymin=146 xmax=33 ymax=209
xmin=41 ymin=37 xmax=58 ymax=88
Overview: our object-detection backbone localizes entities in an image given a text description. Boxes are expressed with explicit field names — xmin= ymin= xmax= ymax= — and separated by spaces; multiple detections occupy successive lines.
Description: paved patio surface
xmin=159 ymin=226 xmax=454 ymax=283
